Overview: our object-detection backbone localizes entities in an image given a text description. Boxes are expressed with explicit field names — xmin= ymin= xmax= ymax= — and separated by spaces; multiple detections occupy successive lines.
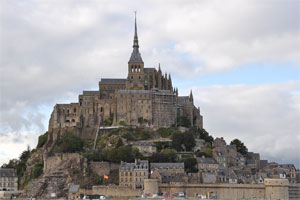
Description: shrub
xmin=119 ymin=120 xmax=127 ymax=126
xmin=58 ymin=131 xmax=84 ymax=153
xmin=37 ymin=132 xmax=48 ymax=148
xmin=32 ymin=163 xmax=43 ymax=178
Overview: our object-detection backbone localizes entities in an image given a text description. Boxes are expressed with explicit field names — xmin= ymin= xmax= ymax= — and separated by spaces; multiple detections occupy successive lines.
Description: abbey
xmin=48 ymin=17 xmax=203 ymax=139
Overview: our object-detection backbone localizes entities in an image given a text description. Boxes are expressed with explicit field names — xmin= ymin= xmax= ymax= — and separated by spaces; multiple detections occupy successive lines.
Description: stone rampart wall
xmin=92 ymin=185 xmax=142 ymax=197
xmin=159 ymin=183 xmax=265 ymax=200
xmin=44 ymin=153 xmax=82 ymax=173
xmin=89 ymin=161 xmax=120 ymax=176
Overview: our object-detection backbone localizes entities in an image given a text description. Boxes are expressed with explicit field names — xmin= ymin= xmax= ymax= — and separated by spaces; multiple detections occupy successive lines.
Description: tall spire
xmin=129 ymin=11 xmax=143 ymax=63
xmin=133 ymin=11 xmax=139 ymax=48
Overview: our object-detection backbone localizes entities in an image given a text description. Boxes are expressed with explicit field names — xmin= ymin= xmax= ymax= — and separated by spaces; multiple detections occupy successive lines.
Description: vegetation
xmin=171 ymin=131 xmax=195 ymax=151
xmin=180 ymin=157 xmax=198 ymax=173
xmin=119 ymin=120 xmax=127 ymax=126
xmin=230 ymin=139 xmax=248 ymax=155
xmin=103 ymin=113 xmax=114 ymax=126
xmin=36 ymin=132 xmax=48 ymax=148
xmin=177 ymin=116 xmax=191 ymax=128
xmin=157 ymin=127 xmax=180 ymax=138
xmin=56 ymin=131 xmax=84 ymax=153
xmin=198 ymin=128 xmax=214 ymax=144
xmin=199 ymin=146 xmax=213 ymax=157
xmin=1 ymin=146 xmax=34 ymax=180
xmin=154 ymin=141 xmax=171 ymax=152
xmin=149 ymin=152 xmax=177 ymax=163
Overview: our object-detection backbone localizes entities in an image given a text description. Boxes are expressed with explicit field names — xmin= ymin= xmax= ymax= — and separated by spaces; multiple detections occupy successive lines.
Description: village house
xmin=132 ymin=141 xmax=157 ymax=156
xmin=150 ymin=163 xmax=187 ymax=184
xmin=196 ymin=157 xmax=219 ymax=173
xmin=216 ymin=168 xmax=238 ymax=184
xmin=0 ymin=168 xmax=18 ymax=191
xmin=119 ymin=159 xmax=149 ymax=189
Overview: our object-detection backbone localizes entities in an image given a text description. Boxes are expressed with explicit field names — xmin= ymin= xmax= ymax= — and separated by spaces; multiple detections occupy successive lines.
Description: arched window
xmin=135 ymin=66 xmax=137 ymax=72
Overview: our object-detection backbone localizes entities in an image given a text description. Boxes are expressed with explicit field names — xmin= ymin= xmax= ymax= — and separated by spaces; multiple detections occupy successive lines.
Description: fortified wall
xmin=143 ymin=178 xmax=300 ymax=200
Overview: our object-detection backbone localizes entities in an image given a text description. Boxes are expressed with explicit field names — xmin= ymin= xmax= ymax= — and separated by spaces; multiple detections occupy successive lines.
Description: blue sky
xmin=0 ymin=0 xmax=299 ymax=168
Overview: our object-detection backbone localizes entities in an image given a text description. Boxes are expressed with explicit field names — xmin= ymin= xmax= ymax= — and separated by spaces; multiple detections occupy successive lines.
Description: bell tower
xmin=127 ymin=12 xmax=145 ymax=90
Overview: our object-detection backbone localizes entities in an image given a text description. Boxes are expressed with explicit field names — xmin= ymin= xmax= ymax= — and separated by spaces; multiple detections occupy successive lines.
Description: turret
xmin=189 ymin=90 xmax=194 ymax=103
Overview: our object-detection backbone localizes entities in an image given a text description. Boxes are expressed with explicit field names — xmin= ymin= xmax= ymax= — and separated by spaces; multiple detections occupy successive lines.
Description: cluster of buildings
xmin=119 ymin=137 xmax=298 ymax=190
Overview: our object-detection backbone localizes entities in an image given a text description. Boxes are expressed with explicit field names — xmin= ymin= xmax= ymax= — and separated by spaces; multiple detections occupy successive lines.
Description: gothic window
xmin=138 ymin=65 xmax=141 ymax=72
xmin=131 ymin=76 xmax=133 ymax=80
xmin=139 ymin=76 xmax=141 ymax=80
xmin=135 ymin=66 xmax=137 ymax=72
xmin=73 ymin=108 xmax=76 ymax=113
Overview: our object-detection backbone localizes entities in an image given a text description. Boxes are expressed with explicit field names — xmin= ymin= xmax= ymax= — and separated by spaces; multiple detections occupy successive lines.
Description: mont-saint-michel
xmin=1 ymin=5 xmax=299 ymax=200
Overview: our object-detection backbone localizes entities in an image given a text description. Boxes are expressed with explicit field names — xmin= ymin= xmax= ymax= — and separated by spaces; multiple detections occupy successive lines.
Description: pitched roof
xmin=120 ymin=159 xmax=148 ymax=171
xmin=99 ymin=78 xmax=126 ymax=85
xmin=132 ymin=141 xmax=155 ymax=146
xmin=151 ymin=163 xmax=184 ymax=170
xmin=144 ymin=68 xmax=156 ymax=73
xmin=196 ymin=157 xmax=218 ymax=164
xmin=0 ymin=168 xmax=16 ymax=177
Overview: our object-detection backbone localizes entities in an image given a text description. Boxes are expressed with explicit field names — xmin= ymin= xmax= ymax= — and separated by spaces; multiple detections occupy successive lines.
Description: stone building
xmin=119 ymin=159 xmax=149 ymax=189
xmin=132 ymin=141 xmax=157 ymax=156
xmin=0 ymin=168 xmax=18 ymax=191
xmin=46 ymin=15 xmax=203 ymax=144
xmin=150 ymin=163 xmax=186 ymax=184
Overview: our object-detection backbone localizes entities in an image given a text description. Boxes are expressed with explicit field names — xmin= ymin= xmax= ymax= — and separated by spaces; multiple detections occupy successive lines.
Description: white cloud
xmin=0 ymin=0 xmax=299 ymax=167
xmin=0 ymin=131 xmax=40 ymax=166
xmin=190 ymin=82 xmax=300 ymax=167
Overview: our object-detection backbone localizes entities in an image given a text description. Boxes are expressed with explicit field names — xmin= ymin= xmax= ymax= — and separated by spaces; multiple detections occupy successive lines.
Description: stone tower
xmin=126 ymin=12 xmax=145 ymax=90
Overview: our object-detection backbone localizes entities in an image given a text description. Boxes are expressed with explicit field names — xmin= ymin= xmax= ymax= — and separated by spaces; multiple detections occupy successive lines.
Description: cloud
xmin=189 ymin=81 xmax=300 ymax=167
xmin=0 ymin=0 xmax=299 ymax=167
xmin=0 ymin=131 xmax=40 ymax=166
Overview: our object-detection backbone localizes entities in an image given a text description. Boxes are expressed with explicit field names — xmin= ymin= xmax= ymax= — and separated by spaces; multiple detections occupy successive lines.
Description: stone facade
xmin=119 ymin=159 xmax=149 ymax=189
xmin=46 ymin=16 xmax=203 ymax=145
xmin=0 ymin=169 xmax=18 ymax=191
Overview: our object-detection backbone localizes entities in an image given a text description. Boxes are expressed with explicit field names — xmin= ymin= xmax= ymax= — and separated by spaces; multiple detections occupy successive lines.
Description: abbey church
xmin=48 ymin=16 xmax=203 ymax=139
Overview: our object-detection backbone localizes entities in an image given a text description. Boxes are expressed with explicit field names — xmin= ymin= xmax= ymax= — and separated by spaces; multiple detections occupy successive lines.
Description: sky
xmin=0 ymin=0 xmax=299 ymax=168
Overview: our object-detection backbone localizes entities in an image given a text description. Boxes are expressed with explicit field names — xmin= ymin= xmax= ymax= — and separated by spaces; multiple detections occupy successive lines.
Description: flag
xmin=104 ymin=174 xmax=109 ymax=180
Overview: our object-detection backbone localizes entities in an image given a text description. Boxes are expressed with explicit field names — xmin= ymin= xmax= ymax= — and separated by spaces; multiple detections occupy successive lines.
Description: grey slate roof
xmin=144 ymin=68 xmax=156 ymax=73
xmin=0 ymin=168 xmax=16 ymax=177
xmin=196 ymin=157 xmax=218 ymax=164
xmin=120 ymin=159 xmax=148 ymax=171
xmin=129 ymin=48 xmax=143 ymax=63
xmin=99 ymin=78 xmax=126 ymax=85
xmin=69 ymin=184 xmax=80 ymax=193
xmin=150 ymin=163 xmax=184 ymax=170
xmin=133 ymin=141 xmax=155 ymax=146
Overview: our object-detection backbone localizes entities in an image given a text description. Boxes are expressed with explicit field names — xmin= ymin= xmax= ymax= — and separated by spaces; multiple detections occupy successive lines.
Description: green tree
xmin=149 ymin=152 xmax=177 ymax=163
xmin=181 ymin=157 xmax=198 ymax=173
xmin=183 ymin=131 xmax=196 ymax=151
xmin=37 ymin=132 xmax=48 ymax=148
xmin=200 ymin=147 xmax=212 ymax=157
xmin=59 ymin=131 xmax=84 ymax=153
xmin=177 ymin=116 xmax=191 ymax=128
xmin=198 ymin=129 xmax=214 ymax=144
xmin=171 ymin=132 xmax=195 ymax=151
xmin=116 ymin=138 xmax=124 ymax=148
xmin=171 ymin=132 xmax=185 ymax=151
xmin=230 ymin=139 xmax=248 ymax=155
